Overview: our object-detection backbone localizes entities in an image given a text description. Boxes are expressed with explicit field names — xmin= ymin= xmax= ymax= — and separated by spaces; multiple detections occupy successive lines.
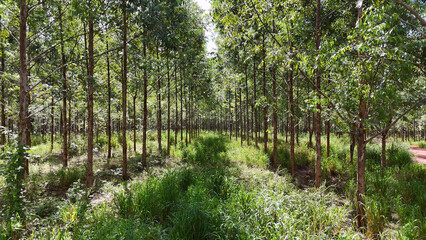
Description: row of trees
xmin=209 ymin=0 xmax=425 ymax=229
xmin=0 ymin=0 xmax=211 ymax=186
xmin=1 ymin=0 xmax=425 ymax=231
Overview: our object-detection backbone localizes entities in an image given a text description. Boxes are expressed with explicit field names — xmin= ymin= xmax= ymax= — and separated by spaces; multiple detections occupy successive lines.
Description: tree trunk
xmin=86 ymin=16 xmax=95 ymax=187
xmin=253 ymin=58 xmax=258 ymax=148
xmin=1 ymin=43 xmax=5 ymax=147
xmin=185 ymin=84 xmax=188 ymax=146
xmin=229 ymin=88 xmax=232 ymax=141
xmin=326 ymin=121 xmax=330 ymax=157
xmin=133 ymin=95 xmax=136 ymax=152
xmin=235 ymin=88 xmax=238 ymax=141
xmin=262 ymin=34 xmax=268 ymax=154
xmin=68 ymin=100 xmax=71 ymax=146
xmin=59 ymin=3 xmax=68 ymax=167
xmin=289 ymin=41 xmax=295 ymax=177
xmin=142 ymin=40 xmax=148 ymax=169
xmin=122 ymin=5 xmax=128 ymax=180
xmin=19 ymin=0 xmax=30 ymax=178
xmin=239 ymin=85 xmax=243 ymax=146
xmin=314 ymin=0 xmax=322 ymax=188
xmin=180 ymin=68 xmax=183 ymax=142
xmin=245 ymin=62 xmax=250 ymax=145
xmin=50 ymin=95 xmax=54 ymax=152
xmin=175 ymin=63 xmax=178 ymax=146
xmin=106 ymin=42 xmax=112 ymax=158
xmin=356 ymin=2 xmax=367 ymax=230
xmin=167 ymin=59 xmax=171 ymax=155
xmin=156 ymin=44 xmax=162 ymax=155
xmin=272 ymin=63 xmax=277 ymax=172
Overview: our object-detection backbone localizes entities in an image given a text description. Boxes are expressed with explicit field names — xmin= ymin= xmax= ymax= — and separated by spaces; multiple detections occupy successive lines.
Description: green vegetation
xmin=0 ymin=0 xmax=425 ymax=239
xmin=1 ymin=133 xmax=425 ymax=239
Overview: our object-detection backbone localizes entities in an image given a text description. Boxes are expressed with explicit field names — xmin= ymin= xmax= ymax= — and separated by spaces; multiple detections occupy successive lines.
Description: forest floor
xmin=410 ymin=145 xmax=426 ymax=164
xmin=1 ymin=133 xmax=425 ymax=239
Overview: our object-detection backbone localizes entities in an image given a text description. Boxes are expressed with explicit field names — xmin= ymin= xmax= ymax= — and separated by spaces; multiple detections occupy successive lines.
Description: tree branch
xmin=365 ymin=96 xmax=426 ymax=143
xmin=396 ymin=0 xmax=426 ymax=27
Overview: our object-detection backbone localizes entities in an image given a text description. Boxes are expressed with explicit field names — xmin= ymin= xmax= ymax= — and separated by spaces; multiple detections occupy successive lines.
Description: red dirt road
xmin=410 ymin=145 xmax=426 ymax=165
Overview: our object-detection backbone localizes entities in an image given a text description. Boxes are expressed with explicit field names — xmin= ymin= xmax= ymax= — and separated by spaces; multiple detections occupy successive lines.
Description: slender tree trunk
xmin=180 ymin=68 xmax=183 ymax=142
xmin=314 ymin=0 xmax=322 ymax=188
xmin=272 ymin=64 xmax=277 ymax=172
xmin=309 ymin=112 xmax=313 ymax=148
xmin=19 ymin=0 xmax=30 ymax=178
xmin=326 ymin=121 xmax=330 ymax=157
xmin=59 ymin=4 xmax=68 ymax=167
xmin=142 ymin=40 xmax=148 ymax=169
xmin=289 ymin=42 xmax=295 ymax=177
xmin=175 ymin=63 xmax=178 ymax=146
xmin=262 ymin=34 xmax=268 ymax=154
xmin=167 ymin=59 xmax=171 ymax=155
xmin=68 ymin=100 xmax=71 ymax=145
xmin=245 ymin=63 xmax=250 ymax=145
xmin=235 ymin=88 xmax=238 ymax=141
xmin=156 ymin=44 xmax=162 ymax=155
xmin=133 ymin=95 xmax=136 ymax=152
xmin=253 ymin=58 xmax=258 ymax=148
xmin=106 ymin=42 xmax=112 ymax=158
xmin=229 ymin=88 xmax=232 ymax=141
xmin=50 ymin=95 xmax=54 ymax=152
xmin=1 ymin=43 xmax=5 ymax=146
xmin=185 ymin=84 xmax=188 ymax=146
xmin=356 ymin=2 xmax=367 ymax=230
xmin=122 ymin=5 xmax=128 ymax=180
xmin=240 ymin=85 xmax=243 ymax=146
xmin=86 ymin=16 xmax=95 ymax=187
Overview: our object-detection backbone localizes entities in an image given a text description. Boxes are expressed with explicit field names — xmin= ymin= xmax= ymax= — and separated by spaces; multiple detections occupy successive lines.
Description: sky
xmin=194 ymin=0 xmax=218 ymax=54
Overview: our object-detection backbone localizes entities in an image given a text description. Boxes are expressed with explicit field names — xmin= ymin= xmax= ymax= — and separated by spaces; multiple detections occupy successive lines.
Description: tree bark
xmin=253 ymin=58 xmax=258 ymax=148
xmin=156 ymin=44 xmax=162 ymax=155
xmin=235 ymin=88 xmax=238 ymax=141
xmin=314 ymin=0 xmax=322 ymax=188
xmin=289 ymin=41 xmax=295 ymax=177
xmin=356 ymin=1 xmax=367 ymax=230
xmin=272 ymin=64 xmax=278 ymax=172
xmin=122 ymin=4 xmax=128 ymax=180
xmin=106 ymin=42 xmax=112 ymax=158
xmin=50 ymin=95 xmax=54 ymax=152
xmin=326 ymin=120 xmax=330 ymax=157
xmin=167 ymin=59 xmax=171 ymax=155
xmin=229 ymin=88 xmax=232 ymax=141
xmin=86 ymin=16 xmax=95 ymax=187
xmin=1 ymin=43 xmax=5 ymax=146
xmin=245 ymin=62 xmax=250 ymax=145
xmin=239 ymin=85 xmax=243 ymax=146
xmin=262 ymin=34 xmax=268 ymax=154
xmin=133 ymin=95 xmax=136 ymax=152
xmin=175 ymin=63 xmax=178 ymax=145
xmin=19 ymin=0 xmax=30 ymax=178
xmin=142 ymin=40 xmax=148 ymax=169
xmin=180 ymin=68 xmax=183 ymax=142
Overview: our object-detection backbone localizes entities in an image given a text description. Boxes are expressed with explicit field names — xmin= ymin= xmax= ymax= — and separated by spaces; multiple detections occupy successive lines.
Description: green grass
xmin=1 ymin=131 xmax=425 ymax=239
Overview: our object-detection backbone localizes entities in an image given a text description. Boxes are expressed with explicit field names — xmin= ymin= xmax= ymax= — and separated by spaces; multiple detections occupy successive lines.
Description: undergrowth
xmin=0 ymin=132 xmax=424 ymax=239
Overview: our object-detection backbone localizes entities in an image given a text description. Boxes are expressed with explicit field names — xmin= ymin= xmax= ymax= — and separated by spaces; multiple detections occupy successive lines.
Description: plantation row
xmin=0 ymin=0 xmax=425 ymax=239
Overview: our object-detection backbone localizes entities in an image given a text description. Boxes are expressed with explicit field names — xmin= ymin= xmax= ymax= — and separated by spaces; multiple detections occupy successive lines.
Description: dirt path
xmin=410 ymin=145 xmax=426 ymax=164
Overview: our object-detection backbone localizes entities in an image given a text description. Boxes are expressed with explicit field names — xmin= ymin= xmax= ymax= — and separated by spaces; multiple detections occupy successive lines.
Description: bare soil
xmin=410 ymin=145 xmax=426 ymax=165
